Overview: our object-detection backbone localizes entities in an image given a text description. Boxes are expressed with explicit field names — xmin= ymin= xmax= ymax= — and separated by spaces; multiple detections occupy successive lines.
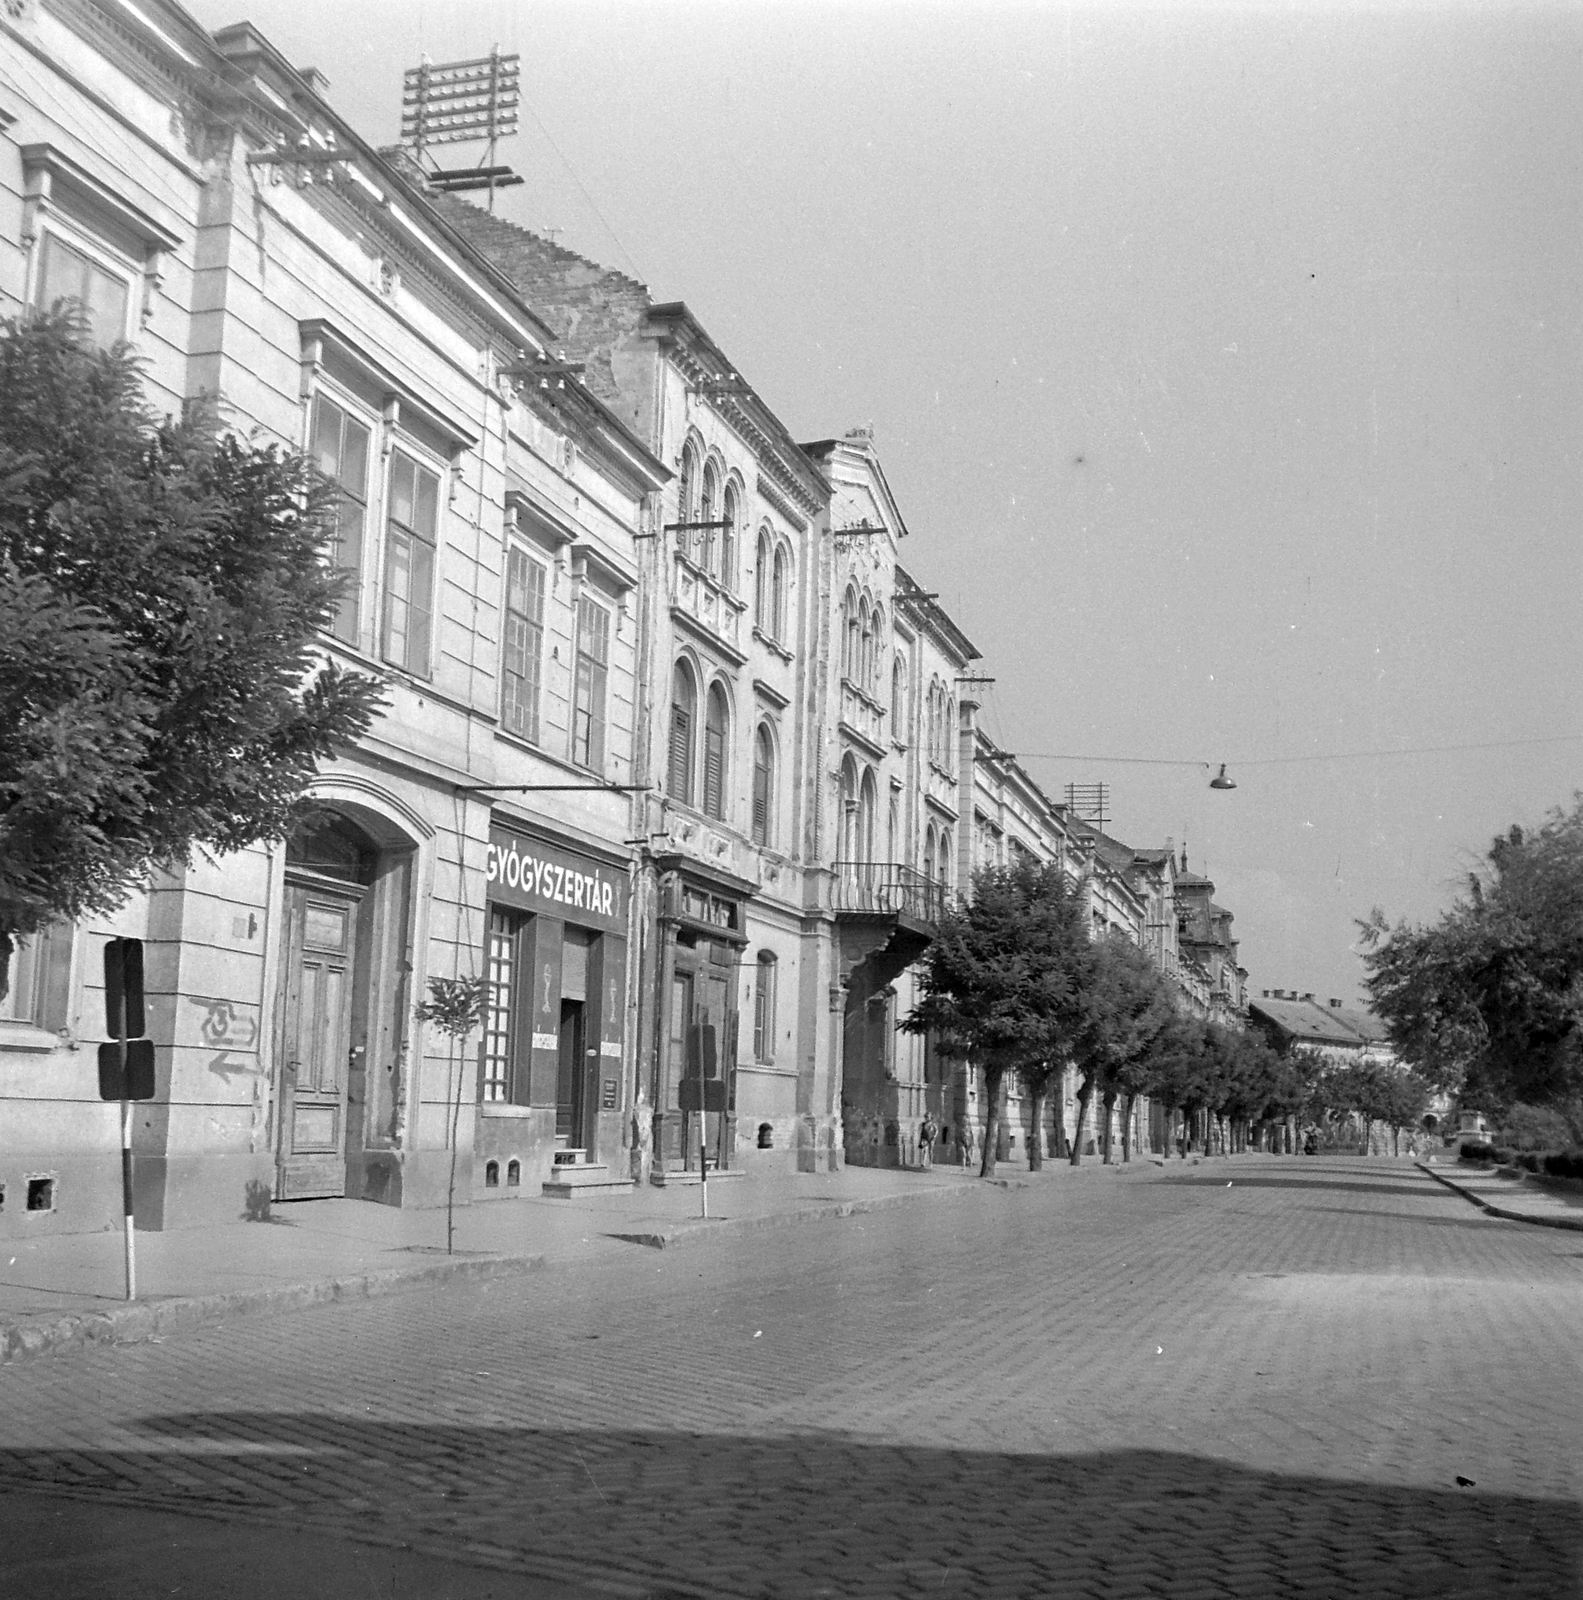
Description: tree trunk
xmin=1069 ymin=1074 xmax=1094 ymax=1165
xmin=1101 ymin=1090 xmax=1117 ymax=1164
xmin=446 ymin=1041 xmax=463 ymax=1256
xmin=1121 ymin=1093 xmax=1136 ymax=1161
xmin=1027 ymin=1084 xmax=1045 ymax=1171
xmin=980 ymin=1067 xmax=1002 ymax=1179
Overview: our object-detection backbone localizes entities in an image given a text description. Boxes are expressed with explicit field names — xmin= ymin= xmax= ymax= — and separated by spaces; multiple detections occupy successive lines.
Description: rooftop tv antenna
xmin=1063 ymin=782 xmax=1110 ymax=833
xmin=401 ymin=46 xmax=524 ymax=212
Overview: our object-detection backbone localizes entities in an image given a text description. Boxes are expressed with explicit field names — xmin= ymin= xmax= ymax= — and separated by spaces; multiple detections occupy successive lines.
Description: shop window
xmin=702 ymin=683 xmax=729 ymax=821
xmin=669 ymin=662 xmax=696 ymax=806
xmin=502 ymin=546 xmax=546 ymax=744
xmin=310 ymin=393 xmax=371 ymax=646
xmin=480 ymin=909 xmax=518 ymax=1103
xmin=33 ymin=231 xmax=130 ymax=350
xmin=751 ymin=724 xmax=774 ymax=848
xmin=753 ymin=952 xmax=777 ymax=1064
xmin=381 ymin=449 xmax=440 ymax=675
xmin=571 ymin=595 xmax=610 ymax=772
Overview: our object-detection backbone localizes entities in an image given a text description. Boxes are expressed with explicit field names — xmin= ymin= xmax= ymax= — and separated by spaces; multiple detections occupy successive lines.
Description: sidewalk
xmin=1415 ymin=1157 xmax=1583 ymax=1232
xmin=1 ymin=1161 xmax=1055 ymax=1364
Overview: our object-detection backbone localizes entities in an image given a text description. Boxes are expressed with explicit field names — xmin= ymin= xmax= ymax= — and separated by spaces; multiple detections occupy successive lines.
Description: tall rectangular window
xmin=571 ymin=596 xmax=610 ymax=772
xmin=0 ymin=932 xmax=44 ymax=1024
xmin=501 ymin=546 xmax=546 ymax=743
xmin=382 ymin=451 xmax=440 ymax=674
xmin=310 ymin=394 xmax=371 ymax=645
xmin=34 ymin=233 xmax=130 ymax=350
xmin=753 ymin=954 xmax=777 ymax=1063
xmin=480 ymin=909 xmax=516 ymax=1103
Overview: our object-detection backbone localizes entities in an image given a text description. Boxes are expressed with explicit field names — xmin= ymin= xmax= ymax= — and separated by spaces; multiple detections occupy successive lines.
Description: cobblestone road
xmin=2 ymin=1158 xmax=1580 ymax=1598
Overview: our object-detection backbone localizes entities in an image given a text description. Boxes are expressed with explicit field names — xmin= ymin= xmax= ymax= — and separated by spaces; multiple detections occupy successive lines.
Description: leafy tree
xmin=1361 ymin=797 xmax=1583 ymax=1115
xmin=416 ymin=975 xmax=491 ymax=1255
xmin=1149 ymin=1012 xmax=1211 ymax=1157
xmin=0 ymin=315 xmax=382 ymax=994
xmin=1072 ymin=933 xmax=1174 ymax=1165
xmin=902 ymin=858 xmax=1093 ymax=1178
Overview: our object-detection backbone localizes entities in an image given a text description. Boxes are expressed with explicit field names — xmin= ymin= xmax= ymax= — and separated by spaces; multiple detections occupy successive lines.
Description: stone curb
xmin=0 ymin=1249 xmax=550 ymax=1368
xmin=0 ymin=1175 xmax=1005 ymax=1363
xmin=1414 ymin=1160 xmax=1583 ymax=1233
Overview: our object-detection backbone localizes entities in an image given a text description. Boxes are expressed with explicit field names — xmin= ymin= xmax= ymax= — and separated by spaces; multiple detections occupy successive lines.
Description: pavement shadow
xmin=2 ymin=1413 xmax=1576 ymax=1598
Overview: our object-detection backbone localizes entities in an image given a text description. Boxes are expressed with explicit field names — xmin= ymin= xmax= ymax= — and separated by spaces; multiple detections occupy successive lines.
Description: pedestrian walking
xmin=919 ymin=1113 xmax=938 ymax=1167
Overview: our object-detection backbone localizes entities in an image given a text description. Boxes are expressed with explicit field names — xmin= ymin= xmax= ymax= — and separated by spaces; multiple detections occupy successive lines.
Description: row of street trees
xmin=1360 ymin=796 xmax=1583 ymax=1144
xmin=906 ymin=859 xmax=1434 ymax=1178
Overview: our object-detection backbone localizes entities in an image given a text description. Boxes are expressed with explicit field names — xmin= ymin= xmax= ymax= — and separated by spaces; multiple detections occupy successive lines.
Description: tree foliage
xmin=0 ymin=315 xmax=383 ymax=987
xmin=1072 ymin=932 xmax=1174 ymax=1163
xmin=902 ymin=858 xmax=1093 ymax=1177
xmin=1360 ymin=796 xmax=1583 ymax=1113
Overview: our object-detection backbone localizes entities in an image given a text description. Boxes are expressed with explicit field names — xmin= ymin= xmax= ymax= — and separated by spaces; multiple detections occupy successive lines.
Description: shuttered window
xmin=501 ymin=546 xmax=545 ymax=743
xmin=703 ymin=685 xmax=728 ymax=821
xmin=751 ymin=724 xmax=773 ymax=847
xmin=669 ymin=664 xmax=696 ymax=805
xmin=753 ymin=953 xmax=777 ymax=1063
xmin=571 ymin=596 xmax=610 ymax=771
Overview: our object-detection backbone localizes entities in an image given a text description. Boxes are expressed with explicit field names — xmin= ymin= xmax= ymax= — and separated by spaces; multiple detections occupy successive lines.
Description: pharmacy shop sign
xmin=486 ymin=826 xmax=628 ymax=933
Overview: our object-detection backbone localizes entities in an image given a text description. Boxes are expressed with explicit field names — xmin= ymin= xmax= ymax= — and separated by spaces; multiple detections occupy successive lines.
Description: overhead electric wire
xmin=1015 ymin=731 xmax=1583 ymax=769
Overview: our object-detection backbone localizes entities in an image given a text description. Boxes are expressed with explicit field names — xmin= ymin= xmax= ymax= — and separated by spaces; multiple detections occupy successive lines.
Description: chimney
xmin=1302 ymin=992 xmax=1316 ymax=1003
xmin=298 ymin=66 xmax=331 ymax=94
xmin=1329 ymin=998 xmax=1342 ymax=1008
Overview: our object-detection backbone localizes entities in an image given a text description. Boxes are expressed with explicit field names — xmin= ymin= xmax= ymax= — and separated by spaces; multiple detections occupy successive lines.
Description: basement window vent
xmin=484 ymin=1160 xmax=500 ymax=1189
xmin=505 ymin=1158 xmax=521 ymax=1187
xmin=26 ymin=1176 xmax=55 ymax=1213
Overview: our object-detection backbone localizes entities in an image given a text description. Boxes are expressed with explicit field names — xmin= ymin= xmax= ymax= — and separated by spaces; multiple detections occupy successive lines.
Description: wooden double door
xmin=276 ymin=879 xmax=367 ymax=1199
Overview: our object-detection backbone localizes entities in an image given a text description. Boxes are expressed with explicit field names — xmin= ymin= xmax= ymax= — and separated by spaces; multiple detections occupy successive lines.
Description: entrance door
xmin=277 ymin=882 xmax=361 ymax=1199
xmin=556 ymin=998 xmax=586 ymax=1147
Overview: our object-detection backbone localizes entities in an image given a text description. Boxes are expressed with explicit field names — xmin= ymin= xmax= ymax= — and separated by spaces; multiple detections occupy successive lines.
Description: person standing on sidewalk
xmin=919 ymin=1114 xmax=939 ymax=1167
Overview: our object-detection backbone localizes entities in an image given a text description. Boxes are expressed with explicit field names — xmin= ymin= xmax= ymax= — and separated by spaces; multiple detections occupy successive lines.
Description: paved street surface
xmin=2 ymin=1157 xmax=1579 ymax=1599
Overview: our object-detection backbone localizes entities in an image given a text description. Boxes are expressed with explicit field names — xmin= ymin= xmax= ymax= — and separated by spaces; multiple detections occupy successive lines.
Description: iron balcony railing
xmin=832 ymin=861 xmax=946 ymax=924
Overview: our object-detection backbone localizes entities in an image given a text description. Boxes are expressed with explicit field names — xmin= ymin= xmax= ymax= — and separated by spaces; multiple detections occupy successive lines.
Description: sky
xmin=187 ymin=0 xmax=1583 ymax=1006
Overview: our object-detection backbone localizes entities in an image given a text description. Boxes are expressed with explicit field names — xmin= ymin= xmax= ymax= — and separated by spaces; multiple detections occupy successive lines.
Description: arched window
xmin=752 ymin=723 xmax=775 ymax=847
xmin=669 ymin=661 xmax=696 ymax=805
xmin=754 ymin=528 xmax=771 ymax=629
xmin=923 ymin=823 xmax=937 ymax=883
xmin=676 ymin=441 xmax=698 ymax=558
xmin=859 ymin=599 xmax=873 ymax=688
xmin=720 ymin=482 xmax=738 ymax=591
xmin=699 ymin=462 xmax=718 ymax=573
xmin=771 ymin=544 xmax=788 ymax=641
xmin=753 ymin=951 xmax=778 ymax=1064
xmin=938 ymin=829 xmax=953 ymax=888
xmin=926 ymin=682 xmax=940 ymax=764
xmin=843 ymin=589 xmax=860 ymax=679
xmin=870 ymin=607 xmax=886 ymax=693
xmin=887 ymin=794 xmax=899 ymax=863
xmin=892 ymin=655 xmax=906 ymax=727
xmin=945 ymin=696 xmax=956 ymax=771
xmin=859 ymin=767 xmax=878 ymax=864
xmin=703 ymin=682 xmax=729 ymax=820
xmin=840 ymin=756 xmax=860 ymax=860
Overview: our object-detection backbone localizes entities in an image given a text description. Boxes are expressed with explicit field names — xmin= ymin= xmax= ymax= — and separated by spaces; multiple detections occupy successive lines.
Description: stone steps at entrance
xmin=649 ymin=1167 xmax=746 ymax=1188
xmin=541 ymin=1150 xmax=636 ymax=1197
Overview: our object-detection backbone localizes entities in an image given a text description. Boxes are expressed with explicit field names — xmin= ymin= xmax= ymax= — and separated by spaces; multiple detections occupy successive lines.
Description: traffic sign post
xmin=101 ymin=939 xmax=153 ymax=1300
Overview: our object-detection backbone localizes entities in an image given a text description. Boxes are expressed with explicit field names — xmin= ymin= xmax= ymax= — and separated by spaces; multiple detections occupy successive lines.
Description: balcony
xmin=838 ymin=678 xmax=886 ymax=755
xmin=832 ymin=861 xmax=944 ymax=926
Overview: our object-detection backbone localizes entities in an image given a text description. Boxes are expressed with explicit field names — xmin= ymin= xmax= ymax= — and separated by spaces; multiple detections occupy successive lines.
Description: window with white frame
xmin=0 ymin=923 xmax=69 ymax=1029
xmin=32 ymin=231 xmax=131 ymax=350
xmin=754 ymin=528 xmax=771 ymax=629
xmin=698 ymin=461 xmax=718 ymax=573
xmin=771 ymin=544 xmax=789 ymax=642
xmin=720 ymin=482 xmax=738 ymax=591
xmin=501 ymin=545 xmax=546 ymax=743
xmin=310 ymin=393 xmax=371 ymax=645
xmin=571 ymin=594 xmax=610 ymax=772
xmin=381 ymin=449 xmax=440 ymax=675
xmin=753 ymin=951 xmax=777 ymax=1063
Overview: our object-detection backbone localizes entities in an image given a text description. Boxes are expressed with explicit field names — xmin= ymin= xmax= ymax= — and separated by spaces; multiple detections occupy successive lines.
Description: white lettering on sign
xmin=485 ymin=834 xmax=623 ymax=927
